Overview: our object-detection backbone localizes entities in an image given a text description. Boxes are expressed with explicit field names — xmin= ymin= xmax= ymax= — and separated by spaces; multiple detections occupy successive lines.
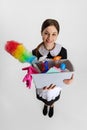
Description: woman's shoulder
xmin=54 ymin=43 xmax=67 ymax=59
xmin=32 ymin=48 xmax=37 ymax=55
xmin=32 ymin=43 xmax=43 ymax=59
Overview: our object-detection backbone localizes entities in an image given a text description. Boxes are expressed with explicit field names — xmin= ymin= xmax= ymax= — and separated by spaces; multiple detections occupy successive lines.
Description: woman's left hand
xmin=63 ymin=74 xmax=74 ymax=85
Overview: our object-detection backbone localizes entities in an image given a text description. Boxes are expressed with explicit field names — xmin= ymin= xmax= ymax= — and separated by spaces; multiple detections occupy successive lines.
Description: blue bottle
xmin=60 ymin=63 xmax=66 ymax=70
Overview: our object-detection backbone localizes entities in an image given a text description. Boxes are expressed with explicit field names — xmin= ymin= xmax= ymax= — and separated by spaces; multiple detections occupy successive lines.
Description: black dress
xmin=32 ymin=43 xmax=67 ymax=106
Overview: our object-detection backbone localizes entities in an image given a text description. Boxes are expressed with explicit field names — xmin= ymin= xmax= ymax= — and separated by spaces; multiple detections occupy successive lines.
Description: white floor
xmin=0 ymin=0 xmax=87 ymax=129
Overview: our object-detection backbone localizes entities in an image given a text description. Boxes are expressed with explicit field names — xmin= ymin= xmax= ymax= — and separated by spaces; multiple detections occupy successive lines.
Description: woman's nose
xmin=47 ymin=34 xmax=52 ymax=39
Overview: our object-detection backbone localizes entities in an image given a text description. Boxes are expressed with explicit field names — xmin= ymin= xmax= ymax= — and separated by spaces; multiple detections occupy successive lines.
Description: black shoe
xmin=48 ymin=106 xmax=54 ymax=118
xmin=43 ymin=105 xmax=48 ymax=116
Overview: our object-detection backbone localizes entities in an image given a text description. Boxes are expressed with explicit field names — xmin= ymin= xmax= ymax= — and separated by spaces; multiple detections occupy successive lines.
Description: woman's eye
xmin=44 ymin=32 xmax=48 ymax=35
xmin=52 ymin=34 xmax=56 ymax=36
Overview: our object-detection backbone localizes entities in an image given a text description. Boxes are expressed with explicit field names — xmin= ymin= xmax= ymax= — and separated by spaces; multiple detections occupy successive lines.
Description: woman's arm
xmin=63 ymin=74 xmax=74 ymax=85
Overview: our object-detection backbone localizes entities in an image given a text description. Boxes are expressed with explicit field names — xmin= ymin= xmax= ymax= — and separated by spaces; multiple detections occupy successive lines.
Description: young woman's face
xmin=41 ymin=25 xmax=58 ymax=47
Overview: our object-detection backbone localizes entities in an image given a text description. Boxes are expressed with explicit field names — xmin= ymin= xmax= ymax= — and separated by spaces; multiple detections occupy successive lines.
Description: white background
xmin=0 ymin=0 xmax=87 ymax=130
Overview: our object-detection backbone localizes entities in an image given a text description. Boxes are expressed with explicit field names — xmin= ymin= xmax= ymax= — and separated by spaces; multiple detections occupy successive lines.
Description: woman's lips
xmin=46 ymin=40 xmax=52 ymax=43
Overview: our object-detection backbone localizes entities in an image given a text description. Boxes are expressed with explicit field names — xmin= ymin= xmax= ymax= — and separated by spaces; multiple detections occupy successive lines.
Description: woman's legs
xmin=43 ymin=103 xmax=54 ymax=118
xmin=43 ymin=104 xmax=48 ymax=115
xmin=48 ymin=104 xmax=54 ymax=118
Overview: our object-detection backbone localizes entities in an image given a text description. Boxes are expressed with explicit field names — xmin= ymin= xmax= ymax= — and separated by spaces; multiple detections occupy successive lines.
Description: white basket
xmin=32 ymin=59 xmax=74 ymax=88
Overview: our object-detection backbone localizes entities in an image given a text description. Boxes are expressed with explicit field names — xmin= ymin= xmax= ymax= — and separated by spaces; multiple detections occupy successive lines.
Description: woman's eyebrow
xmin=45 ymin=30 xmax=57 ymax=34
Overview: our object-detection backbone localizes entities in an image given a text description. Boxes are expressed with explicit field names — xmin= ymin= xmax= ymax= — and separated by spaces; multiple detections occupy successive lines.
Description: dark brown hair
xmin=41 ymin=19 xmax=60 ymax=33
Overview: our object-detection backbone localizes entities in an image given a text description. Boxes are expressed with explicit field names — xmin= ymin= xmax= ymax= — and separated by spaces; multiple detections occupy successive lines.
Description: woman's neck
xmin=43 ymin=43 xmax=55 ymax=51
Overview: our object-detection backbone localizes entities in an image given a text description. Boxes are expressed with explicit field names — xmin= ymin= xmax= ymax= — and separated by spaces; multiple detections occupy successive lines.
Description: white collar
xmin=39 ymin=43 xmax=62 ymax=57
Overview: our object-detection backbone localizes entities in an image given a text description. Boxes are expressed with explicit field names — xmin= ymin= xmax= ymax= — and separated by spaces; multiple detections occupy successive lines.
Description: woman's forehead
xmin=43 ymin=26 xmax=58 ymax=33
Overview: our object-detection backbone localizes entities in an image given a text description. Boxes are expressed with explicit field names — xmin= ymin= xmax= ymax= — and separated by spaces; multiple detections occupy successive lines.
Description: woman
xmin=32 ymin=19 xmax=73 ymax=118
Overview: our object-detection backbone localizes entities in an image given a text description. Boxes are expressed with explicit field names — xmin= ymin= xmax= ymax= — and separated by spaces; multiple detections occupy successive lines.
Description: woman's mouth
xmin=46 ymin=40 xmax=52 ymax=43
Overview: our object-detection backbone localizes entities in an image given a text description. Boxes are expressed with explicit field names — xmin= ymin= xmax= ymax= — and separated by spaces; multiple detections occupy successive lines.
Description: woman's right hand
xmin=43 ymin=84 xmax=56 ymax=90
